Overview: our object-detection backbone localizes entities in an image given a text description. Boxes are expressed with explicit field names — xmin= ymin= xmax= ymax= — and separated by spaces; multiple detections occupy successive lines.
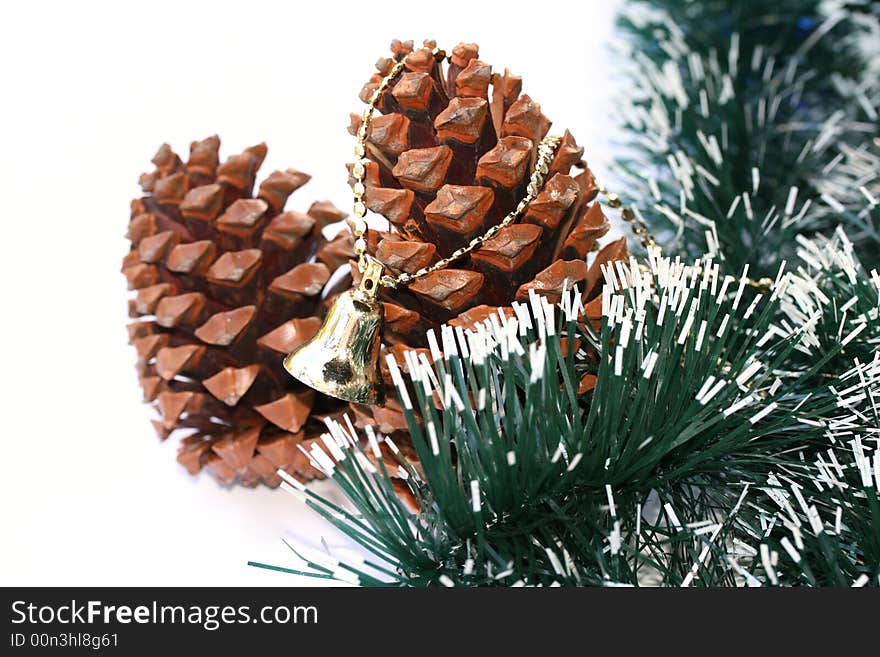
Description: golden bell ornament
xmin=283 ymin=257 xmax=385 ymax=405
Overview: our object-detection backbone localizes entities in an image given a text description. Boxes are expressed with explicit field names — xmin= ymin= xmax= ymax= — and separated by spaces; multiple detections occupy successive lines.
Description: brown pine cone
xmin=123 ymin=136 xmax=352 ymax=487
xmin=346 ymin=40 xmax=627 ymax=432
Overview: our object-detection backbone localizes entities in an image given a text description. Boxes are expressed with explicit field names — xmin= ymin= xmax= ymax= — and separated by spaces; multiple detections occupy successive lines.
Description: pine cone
xmin=347 ymin=40 xmax=627 ymax=431
xmin=123 ymin=136 xmax=351 ymax=487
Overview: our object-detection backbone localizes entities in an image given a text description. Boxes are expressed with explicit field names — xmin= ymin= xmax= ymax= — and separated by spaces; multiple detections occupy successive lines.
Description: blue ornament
xmin=797 ymin=16 xmax=818 ymax=31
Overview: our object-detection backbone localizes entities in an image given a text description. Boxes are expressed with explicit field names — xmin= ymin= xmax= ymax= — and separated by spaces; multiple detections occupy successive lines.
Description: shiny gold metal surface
xmin=283 ymin=257 xmax=385 ymax=404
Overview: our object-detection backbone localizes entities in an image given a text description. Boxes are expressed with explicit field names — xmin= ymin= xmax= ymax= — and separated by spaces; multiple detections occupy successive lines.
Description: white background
xmin=0 ymin=0 xmax=621 ymax=585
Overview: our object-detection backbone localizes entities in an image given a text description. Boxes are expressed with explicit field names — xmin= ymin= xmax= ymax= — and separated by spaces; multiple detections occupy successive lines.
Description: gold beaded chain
xmin=588 ymin=172 xmax=774 ymax=290
xmin=351 ymin=47 xmax=562 ymax=290
xmin=352 ymin=45 xmax=772 ymax=293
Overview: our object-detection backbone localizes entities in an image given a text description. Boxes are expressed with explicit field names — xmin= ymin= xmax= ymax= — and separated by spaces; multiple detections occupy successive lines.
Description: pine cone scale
xmin=124 ymin=137 xmax=350 ymax=487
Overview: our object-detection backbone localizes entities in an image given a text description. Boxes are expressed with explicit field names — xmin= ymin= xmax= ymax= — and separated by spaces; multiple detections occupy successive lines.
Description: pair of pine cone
xmin=122 ymin=40 xmax=627 ymax=487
